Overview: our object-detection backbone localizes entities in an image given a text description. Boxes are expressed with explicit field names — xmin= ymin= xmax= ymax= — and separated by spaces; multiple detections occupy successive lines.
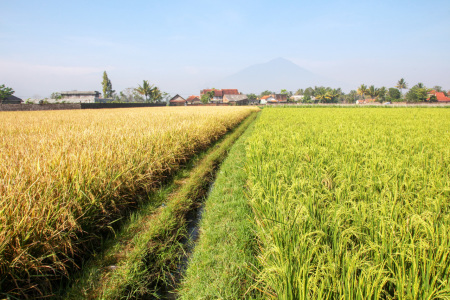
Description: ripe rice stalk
xmin=0 ymin=106 xmax=258 ymax=297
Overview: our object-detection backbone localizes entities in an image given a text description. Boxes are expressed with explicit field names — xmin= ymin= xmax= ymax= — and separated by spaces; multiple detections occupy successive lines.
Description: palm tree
xmin=136 ymin=80 xmax=156 ymax=102
xmin=366 ymin=85 xmax=380 ymax=101
xmin=295 ymin=88 xmax=304 ymax=95
xmin=396 ymin=78 xmax=408 ymax=96
xmin=315 ymin=87 xmax=328 ymax=103
xmin=357 ymin=84 xmax=368 ymax=100
xmin=416 ymin=82 xmax=425 ymax=89
xmin=150 ymin=87 xmax=162 ymax=102
xmin=326 ymin=89 xmax=340 ymax=103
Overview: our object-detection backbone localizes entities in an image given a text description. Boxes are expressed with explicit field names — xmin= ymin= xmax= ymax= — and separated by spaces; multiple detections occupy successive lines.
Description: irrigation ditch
xmin=62 ymin=111 xmax=259 ymax=299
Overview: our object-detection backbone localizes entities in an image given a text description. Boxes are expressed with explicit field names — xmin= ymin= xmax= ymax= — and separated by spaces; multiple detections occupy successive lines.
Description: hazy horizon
xmin=1 ymin=0 xmax=449 ymax=99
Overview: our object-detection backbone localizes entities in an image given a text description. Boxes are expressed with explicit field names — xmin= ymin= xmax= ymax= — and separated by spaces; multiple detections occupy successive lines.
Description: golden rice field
xmin=0 ymin=106 xmax=258 ymax=295
xmin=246 ymin=108 xmax=450 ymax=299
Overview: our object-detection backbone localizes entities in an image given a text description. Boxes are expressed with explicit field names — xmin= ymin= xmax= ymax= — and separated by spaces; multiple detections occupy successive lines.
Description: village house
xmin=1 ymin=95 xmax=23 ymax=104
xmin=200 ymin=89 xmax=240 ymax=103
xmin=427 ymin=90 xmax=450 ymax=102
xmin=169 ymin=94 xmax=187 ymax=106
xmin=290 ymin=95 xmax=303 ymax=102
xmin=275 ymin=94 xmax=288 ymax=102
xmin=222 ymin=94 xmax=248 ymax=105
xmin=248 ymin=97 xmax=260 ymax=105
xmin=260 ymin=94 xmax=288 ymax=105
xmin=260 ymin=95 xmax=274 ymax=104
xmin=60 ymin=91 xmax=101 ymax=103
xmin=186 ymin=95 xmax=201 ymax=105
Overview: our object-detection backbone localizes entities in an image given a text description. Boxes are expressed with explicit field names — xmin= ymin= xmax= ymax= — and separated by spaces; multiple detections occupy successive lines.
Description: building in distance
xmin=200 ymin=89 xmax=239 ymax=103
xmin=60 ymin=91 xmax=101 ymax=103
xmin=169 ymin=94 xmax=187 ymax=106
xmin=0 ymin=95 xmax=23 ymax=104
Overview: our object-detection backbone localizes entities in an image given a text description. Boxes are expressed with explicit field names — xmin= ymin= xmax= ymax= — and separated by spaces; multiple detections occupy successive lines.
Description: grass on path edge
xmin=179 ymin=112 xmax=263 ymax=299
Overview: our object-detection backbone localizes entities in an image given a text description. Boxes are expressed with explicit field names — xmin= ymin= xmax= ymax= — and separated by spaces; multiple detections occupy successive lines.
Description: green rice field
xmin=244 ymin=107 xmax=450 ymax=299
xmin=1 ymin=106 xmax=449 ymax=299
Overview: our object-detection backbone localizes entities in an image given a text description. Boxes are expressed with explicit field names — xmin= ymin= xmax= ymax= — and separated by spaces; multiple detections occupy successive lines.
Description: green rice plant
xmin=0 ymin=106 xmax=258 ymax=297
xmin=246 ymin=108 xmax=450 ymax=299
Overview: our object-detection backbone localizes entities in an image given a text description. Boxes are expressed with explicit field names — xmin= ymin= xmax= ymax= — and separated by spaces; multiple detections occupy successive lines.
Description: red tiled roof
xmin=202 ymin=89 xmax=222 ymax=97
xmin=261 ymin=95 xmax=271 ymax=100
xmin=186 ymin=95 xmax=200 ymax=101
xmin=436 ymin=92 xmax=450 ymax=101
xmin=427 ymin=91 xmax=450 ymax=102
xmin=221 ymin=89 xmax=239 ymax=95
xmin=201 ymin=89 xmax=239 ymax=97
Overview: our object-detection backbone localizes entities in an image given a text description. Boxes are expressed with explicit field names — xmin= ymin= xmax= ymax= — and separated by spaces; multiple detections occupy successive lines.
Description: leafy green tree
xmin=377 ymin=87 xmax=387 ymax=102
xmin=0 ymin=84 xmax=15 ymax=100
xmin=302 ymin=95 xmax=312 ymax=103
xmin=357 ymin=84 xmax=367 ymax=100
xmin=260 ymin=90 xmax=272 ymax=96
xmin=405 ymin=83 xmax=428 ymax=102
xmin=280 ymin=89 xmax=291 ymax=102
xmin=136 ymin=80 xmax=156 ymax=102
xmin=387 ymin=88 xmax=401 ymax=101
xmin=119 ymin=91 xmax=128 ymax=102
xmin=247 ymin=93 xmax=258 ymax=100
xmin=102 ymin=71 xmax=115 ymax=98
xmin=50 ymin=92 xmax=62 ymax=100
xmin=295 ymin=88 xmax=304 ymax=95
xmin=200 ymin=94 xmax=210 ymax=104
xmin=200 ymin=90 xmax=215 ymax=104
xmin=396 ymin=78 xmax=408 ymax=96
xmin=303 ymin=87 xmax=315 ymax=98
xmin=433 ymin=86 xmax=442 ymax=92
xmin=161 ymin=92 xmax=171 ymax=103
xmin=345 ymin=90 xmax=358 ymax=103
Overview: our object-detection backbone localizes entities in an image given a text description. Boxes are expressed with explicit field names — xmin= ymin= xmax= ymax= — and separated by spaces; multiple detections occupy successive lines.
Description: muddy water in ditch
xmin=161 ymin=182 xmax=213 ymax=300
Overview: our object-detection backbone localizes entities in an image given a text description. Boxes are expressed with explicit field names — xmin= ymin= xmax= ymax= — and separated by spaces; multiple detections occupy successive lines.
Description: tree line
xmin=2 ymin=75 xmax=448 ymax=104
xmin=101 ymin=71 xmax=170 ymax=103
xmin=246 ymin=78 xmax=448 ymax=104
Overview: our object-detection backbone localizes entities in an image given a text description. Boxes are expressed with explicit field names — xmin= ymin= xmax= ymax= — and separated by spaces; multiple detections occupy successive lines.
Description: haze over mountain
xmin=209 ymin=58 xmax=349 ymax=94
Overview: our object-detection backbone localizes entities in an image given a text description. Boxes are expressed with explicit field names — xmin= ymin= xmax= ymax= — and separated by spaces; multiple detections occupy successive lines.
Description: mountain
xmin=209 ymin=57 xmax=346 ymax=94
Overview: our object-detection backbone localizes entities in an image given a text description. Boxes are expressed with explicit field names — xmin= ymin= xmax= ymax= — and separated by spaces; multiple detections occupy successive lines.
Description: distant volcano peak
xmin=210 ymin=58 xmax=344 ymax=94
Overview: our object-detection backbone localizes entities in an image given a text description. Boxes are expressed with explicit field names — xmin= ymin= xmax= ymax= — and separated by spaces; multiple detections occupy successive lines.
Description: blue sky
xmin=1 ymin=0 xmax=449 ymax=98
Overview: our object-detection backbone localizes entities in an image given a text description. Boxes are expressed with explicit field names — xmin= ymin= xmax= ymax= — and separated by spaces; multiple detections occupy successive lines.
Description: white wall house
xmin=60 ymin=91 xmax=101 ymax=103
